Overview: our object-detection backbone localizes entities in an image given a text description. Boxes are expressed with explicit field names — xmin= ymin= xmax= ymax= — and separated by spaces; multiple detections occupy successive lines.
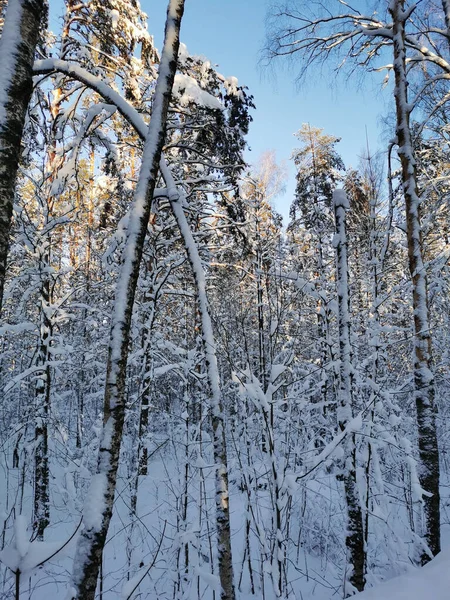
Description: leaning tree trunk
xmin=333 ymin=189 xmax=365 ymax=595
xmin=162 ymin=161 xmax=236 ymax=600
xmin=0 ymin=0 xmax=45 ymax=313
xmin=390 ymin=0 xmax=441 ymax=564
xmin=69 ymin=2 xmax=185 ymax=598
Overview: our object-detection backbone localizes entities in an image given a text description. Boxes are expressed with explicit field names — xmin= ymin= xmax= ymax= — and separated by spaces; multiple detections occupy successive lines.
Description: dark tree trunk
xmin=0 ymin=0 xmax=45 ymax=312
xmin=33 ymin=273 xmax=51 ymax=540
xmin=333 ymin=190 xmax=366 ymax=595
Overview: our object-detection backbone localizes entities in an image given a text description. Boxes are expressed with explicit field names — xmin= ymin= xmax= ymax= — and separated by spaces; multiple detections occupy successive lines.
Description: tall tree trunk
xmin=76 ymin=147 xmax=95 ymax=449
xmin=32 ymin=10 xmax=73 ymax=534
xmin=390 ymin=0 xmax=441 ymax=563
xmin=33 ymin=262 xmax=51 ymax=540
xmin=163 ymin=161 xmax=236 ymax=600
xmin=333 ymin=189 xmax=365 ymax=595
xmin=69 ymin=2 xmax=185 ymax=598
xmin=0 ymin=0 xmax=45 ymax=312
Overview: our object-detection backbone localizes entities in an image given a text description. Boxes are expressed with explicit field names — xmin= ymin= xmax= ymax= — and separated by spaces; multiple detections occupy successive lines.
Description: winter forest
xmin=3 ymin=0 xmax=450 ymax=598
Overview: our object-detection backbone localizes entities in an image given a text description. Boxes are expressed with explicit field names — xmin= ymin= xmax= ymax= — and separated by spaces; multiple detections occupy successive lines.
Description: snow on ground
xmin=2 ymin=427 xmax=450 ymax=599
xmin=354 ymin=549 xmax=450 ymax=600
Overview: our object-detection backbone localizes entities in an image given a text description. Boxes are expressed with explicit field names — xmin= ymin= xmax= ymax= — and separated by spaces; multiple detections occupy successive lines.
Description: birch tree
xmin=162 ymin=162 xmax=236 ymax=600
xmin=389 ymin=0 xmax=440 ymax=562
xmin=33 ymin=16 xmax=252 ymax=596
xmin=0 ymin=0 xmax=46 ymax=312
xmin=69 ymin=2 xmax=185 ymax=597
xmin=266 ymin=0 xmax=442 ymax=563
xmin=333 ymin=189 xmax=365 ymax=594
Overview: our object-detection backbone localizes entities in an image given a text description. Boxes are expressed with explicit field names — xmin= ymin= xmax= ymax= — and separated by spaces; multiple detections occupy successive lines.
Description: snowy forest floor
xmin=2 ymin=422 xmax=450 ymax=600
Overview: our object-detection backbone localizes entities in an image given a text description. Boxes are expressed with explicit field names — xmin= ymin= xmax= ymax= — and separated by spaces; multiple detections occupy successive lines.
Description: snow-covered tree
xmin=0 ymin=0 xmax=46 ymax=311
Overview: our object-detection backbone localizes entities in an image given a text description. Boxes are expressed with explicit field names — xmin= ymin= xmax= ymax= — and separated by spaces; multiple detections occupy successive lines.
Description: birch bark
xmin=333 ymin=189 xmax=365 ymax=595
xmin=69 ymin=2 xmax=185 ymax=598
xmin=161 ymin=160 xmax=236 ymax=600
xmin=0 ymin=0 xmax=45 ymax=312
xmin=390 ymin=0 xmax=441 ymax=563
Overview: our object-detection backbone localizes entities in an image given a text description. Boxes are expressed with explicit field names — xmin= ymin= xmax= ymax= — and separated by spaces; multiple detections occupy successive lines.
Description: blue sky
xmin=49 ymin=0 xmax=392 ymax=221
xmin=146 ymin=0 xmax=392 ymax=221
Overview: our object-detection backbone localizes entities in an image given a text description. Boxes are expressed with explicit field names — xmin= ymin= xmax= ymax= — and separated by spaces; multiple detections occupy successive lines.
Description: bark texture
xmin=163 ymin=161 xmax=236 ymax=600
xmin=390 ymin=0 xmax=441 ymax=564
xmin=0 ymin=0 xmax=45 ymax=312
xmin=33 ymin=272 xmax=51 ymax=539
xmin=333 ymin=190 xmax=365 ymax=595
xmin=69 ymin=2 xmax=185 ymax=598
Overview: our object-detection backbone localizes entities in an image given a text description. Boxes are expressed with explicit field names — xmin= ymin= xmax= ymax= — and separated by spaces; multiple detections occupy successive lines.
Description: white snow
xmin=173 ymin=73 xmax=224 ymax=110
xmin=224 ymin=75 xmax=243 ymax=98
xmin=0 ymin=516 xmax=74 ymax=574
xmin=34 ymin=59 xmax=148 ymax=140
xmin=333 ymin=188 xmax=350 ymax=209
xmin=81 ymin=473 xmax=107 ymax=531
xmin=177 ymin=42 xmax=189 ymax=65
xmin=355 ymin=549 xmax=450 ymax=600
xmin=120 ymin=569 xmax=145 ymax=599
xmin=195 ymin=567 xmax=221 ymax=592
xmin=0 ymin=0 xmax=23 ymax=124
xmin=270 ymin=363 xmax=287 ymax=382
xmin=110 ymin=9 xmax=120 ymax=29
xmin=14 ymin=515 xmax=29 ymax=558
